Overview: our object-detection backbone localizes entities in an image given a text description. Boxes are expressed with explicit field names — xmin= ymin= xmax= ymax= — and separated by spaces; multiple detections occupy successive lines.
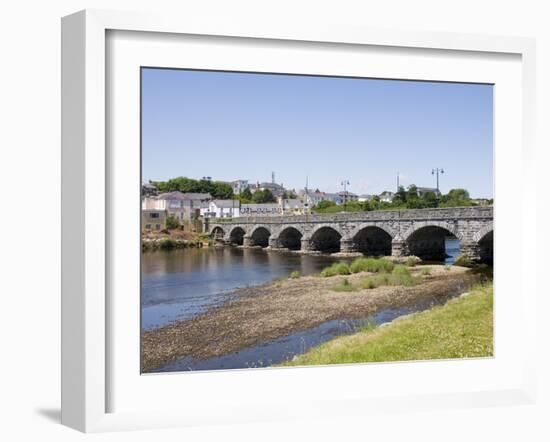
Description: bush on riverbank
xmin=360 ymin=265 xmax=416 ymax=289
xmin=283 ymin=282 xmax=494 ymax=366
xmin=332 ymin=265 xmax=417 ymax=292
xmin=320 ymin=262 xmax=351 ymax=277
xmin=350 ymin=257 xmax=394 ymax=274
xmin=453 ymin=254 xmax=474 ymax=267
xmin=322 ymin=257 xmax=394 ymax=278
xmin=290 ymin=271 xmax=300 ymax=279
xmin=141 ymin=238 xmax=203 ymax=252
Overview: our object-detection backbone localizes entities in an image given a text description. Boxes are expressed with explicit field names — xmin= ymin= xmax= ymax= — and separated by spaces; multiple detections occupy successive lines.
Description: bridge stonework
xmin=207 ymin=207 xmax=493 ymax=262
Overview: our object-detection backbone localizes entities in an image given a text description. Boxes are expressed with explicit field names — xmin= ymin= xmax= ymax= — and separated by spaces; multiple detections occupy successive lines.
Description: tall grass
xmin=320 ymin=262 xmax=351 ymax=277
xmin=332 ymin=278 xmax=356 ymax=292
xmin=349 ymin=257 xmax=394 ymax=274
xmin=360 ymin=265 xmax=416 ymax=289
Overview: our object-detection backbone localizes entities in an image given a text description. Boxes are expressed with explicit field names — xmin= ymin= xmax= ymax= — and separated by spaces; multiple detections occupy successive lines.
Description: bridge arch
xmin=229 ymin=226 xmax=246 ymax=246
xmin=351 ymin=225 xmax=393 ymax=256
xmin=473 ymin=222 xmax=493 ymax=243
xmin=250 ymin=226 xmax=272 ymax=248
xmin=210 ymin=226 xmax=225 ymax=239
xmin=309 ymin=225 xmax=342 ymax=253
xmin=404 ymin=222 xmax=461 ymax=262
xmin=475 ymin=223 xmax=493 ymax=264
xmin=277 ymin=226 xmax=304 ymax=250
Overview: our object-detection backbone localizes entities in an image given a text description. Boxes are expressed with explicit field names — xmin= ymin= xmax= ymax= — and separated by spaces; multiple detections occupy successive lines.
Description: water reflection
xmin=141 ymin=248 xmax=339 ymax=330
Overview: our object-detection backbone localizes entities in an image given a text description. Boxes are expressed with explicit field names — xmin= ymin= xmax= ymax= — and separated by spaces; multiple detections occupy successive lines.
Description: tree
xmin=252 ymin=189 xmax=276 ymax=204
xmin=440 ymin=188 xmax=473 ymax=208
xmin=283 ymin=190 xmax=297 ymax=199
xmin=152 ymin=176 xmax=234 ymax=199
xmin=166 ymin=215 xmax=180 ymax=230
xmin=315 ymin=200 xmax=336 ymax=210
xmin=393 ymin=186 xmax=407 ymax=204
xmin=238 ymin=187 xmax=253 ymax=203
xmin=421 ymin=191 xmax=438 ymax=208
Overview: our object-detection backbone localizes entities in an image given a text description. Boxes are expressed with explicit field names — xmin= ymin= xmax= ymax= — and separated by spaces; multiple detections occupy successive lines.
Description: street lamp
xmin=431 ymin=168 xmax=444 ymax=192
xmin=341 ymin=180 xmax=350 ymax=212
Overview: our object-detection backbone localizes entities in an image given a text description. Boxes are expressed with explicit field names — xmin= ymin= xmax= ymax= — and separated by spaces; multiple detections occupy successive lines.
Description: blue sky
xmin=142 ymin=68 xmax=493 ymax=198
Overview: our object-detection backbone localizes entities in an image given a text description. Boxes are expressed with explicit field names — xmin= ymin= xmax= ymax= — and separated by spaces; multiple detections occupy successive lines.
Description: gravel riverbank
xmin=141 ymin=265 xmax=479 ymax=372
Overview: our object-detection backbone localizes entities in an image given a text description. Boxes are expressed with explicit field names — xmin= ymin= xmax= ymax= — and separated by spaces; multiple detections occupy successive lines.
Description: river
xmin=142 ymin=239 xmax=461 ymax=371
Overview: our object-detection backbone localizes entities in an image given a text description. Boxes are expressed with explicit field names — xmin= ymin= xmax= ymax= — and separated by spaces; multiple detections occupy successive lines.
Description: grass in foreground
xmin=282 ymin=282 xmax=493 ymax=366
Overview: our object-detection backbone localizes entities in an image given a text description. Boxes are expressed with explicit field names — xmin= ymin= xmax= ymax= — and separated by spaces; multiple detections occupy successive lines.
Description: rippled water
xmin=141 ymin=247 xmax=339 ymax=330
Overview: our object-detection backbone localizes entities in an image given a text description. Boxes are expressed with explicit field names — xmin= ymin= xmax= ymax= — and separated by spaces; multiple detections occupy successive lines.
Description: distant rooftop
xmin=210 ymin=199 xmax=240 ymax=208
xmin=157 ymin=191 xmax=212 ymax=201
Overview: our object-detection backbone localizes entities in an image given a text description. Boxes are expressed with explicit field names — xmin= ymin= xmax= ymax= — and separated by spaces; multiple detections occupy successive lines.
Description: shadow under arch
xmin=352 ymin=226 xmax=392 ymax=256
xmin=405 ymin=225 xmax=460 ymax=261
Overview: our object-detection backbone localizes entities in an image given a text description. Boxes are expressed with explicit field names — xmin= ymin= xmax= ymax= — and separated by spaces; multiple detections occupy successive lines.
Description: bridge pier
xmin=391 ymin=240 xmax=409 ymax=258
xmin=268 ymin=237 xmax=282 ymax=249
xmin=300 ymin=238 xmax=313 ymax=252
xmin=340 ymin=239 xmax=355 ymax=253
xmin=460 ymin=242 xmax=481 ymax=262
xmin=243 ymin=235 xmax=253 ymax=247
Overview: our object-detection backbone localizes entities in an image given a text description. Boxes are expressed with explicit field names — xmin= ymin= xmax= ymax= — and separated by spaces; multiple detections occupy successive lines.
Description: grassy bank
xmin=281 ymin=282 xmax=493 ymax=367
xmin=141 ymin=230 xmax=210 ymax=251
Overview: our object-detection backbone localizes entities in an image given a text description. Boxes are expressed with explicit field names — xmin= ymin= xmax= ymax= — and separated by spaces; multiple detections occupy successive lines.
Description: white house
xmin=280 ymin=198 xmax=306 ymax=215
xmin=202 ymin=199 xmax=240 ymax=218
xmin=379 ymin=191 xmax=395 ymax=203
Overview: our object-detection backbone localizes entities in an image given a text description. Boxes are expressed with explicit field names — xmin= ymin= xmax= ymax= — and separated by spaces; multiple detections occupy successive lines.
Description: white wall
xmin=0 ymin=1 xmax=548 ymax=441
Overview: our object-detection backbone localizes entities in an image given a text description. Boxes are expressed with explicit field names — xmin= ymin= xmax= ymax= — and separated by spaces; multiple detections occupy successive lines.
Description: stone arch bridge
xmin=207 ymin=206 xmax=493 ymax=262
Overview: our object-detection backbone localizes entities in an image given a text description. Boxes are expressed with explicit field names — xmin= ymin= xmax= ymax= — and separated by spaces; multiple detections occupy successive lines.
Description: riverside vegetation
xmin=281 ymin=282 xmax=493 ymax=366
xmin=274 ymin=256 xmax=494 ymax=365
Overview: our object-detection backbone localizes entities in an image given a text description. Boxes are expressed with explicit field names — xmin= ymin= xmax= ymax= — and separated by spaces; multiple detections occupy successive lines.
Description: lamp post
xmin=341 ymin=180 xmax=350 ymax=212
xmin=431 ymin=168 xmax=444 ymax=192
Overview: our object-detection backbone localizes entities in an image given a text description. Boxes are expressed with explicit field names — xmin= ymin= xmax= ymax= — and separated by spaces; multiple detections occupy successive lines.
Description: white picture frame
xmin=61 ymin=9 xmax=537 ymax=433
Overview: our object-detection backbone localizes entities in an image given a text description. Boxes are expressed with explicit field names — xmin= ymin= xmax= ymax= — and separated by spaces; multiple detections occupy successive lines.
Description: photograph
xmin=140 ymin=68 xmax=494 ymax=374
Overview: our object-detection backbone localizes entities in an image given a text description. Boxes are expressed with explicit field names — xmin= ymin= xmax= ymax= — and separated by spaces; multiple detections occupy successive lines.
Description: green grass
xmin=332 ymin=278 xmax=357 ymax=292
xmin=290 ymin=271 xmax=300 ymax=279
xmin=420 ymin=267 xmax=432 ymax=276
xmin=331 ymin=265 xmax=417 ymax=292
xmin=320 ymin=262 xmax=351 ymax=277
xmin=405 ymin=256 xmax=418 ymax=267
xmin=323 ymin=257 xmax=394 ymax=278
xmin=281 ymin=282 xmax=493 ymax=366
xmin=349 ymin=257 xmax=394 ymax=274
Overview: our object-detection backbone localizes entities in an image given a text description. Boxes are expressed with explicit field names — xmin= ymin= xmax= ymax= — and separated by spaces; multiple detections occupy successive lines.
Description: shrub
xmin=444 ymin=265 xmax=452 ymax=271
xmin=378 ymin=258 xmax=395 ymax=273
xmin=420 ymin=267 xmax=432 ymax=276
xmin=320 ymin=262 xmax=350 ymax=277
xmin=350 ymin=257 xmax=369 ymax=273
xmin=390 ymin=265 xmax=416 ymax=286
xmin=166 ymin=215 xmax=180 ymax=230
xmin=290 ymin=271 xmax=300 ymax=279
xmin=361 ymin=277 xmax=378 ymax=290
xmin=350 ymin=257 xmax=394 ymax=274
xmin=159 ymin=238 xmax=177 ymax=250
xmin=405 ymin=256 xmax=418 ymax=267
xmin=453 ymin=254 xmax=474 ymax=267
xmin=332 ymin=278 xmax=357 ymax=292
xmin=392 ymin=265 xmax=411 ymax=277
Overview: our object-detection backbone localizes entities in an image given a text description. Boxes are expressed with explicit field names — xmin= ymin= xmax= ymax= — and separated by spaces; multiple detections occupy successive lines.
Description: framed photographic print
xmin=61 ymin=9 xmax=537 ymax=432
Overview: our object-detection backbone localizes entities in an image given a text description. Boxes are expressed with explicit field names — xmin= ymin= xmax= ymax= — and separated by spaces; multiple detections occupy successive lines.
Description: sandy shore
xmin=141 ymin=265 xmax=480 ymax=372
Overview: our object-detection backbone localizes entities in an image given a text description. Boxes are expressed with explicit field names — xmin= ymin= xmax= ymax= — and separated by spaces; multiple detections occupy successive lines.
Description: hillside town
xmin=141 ymin=173 xmax=491 ymax=233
